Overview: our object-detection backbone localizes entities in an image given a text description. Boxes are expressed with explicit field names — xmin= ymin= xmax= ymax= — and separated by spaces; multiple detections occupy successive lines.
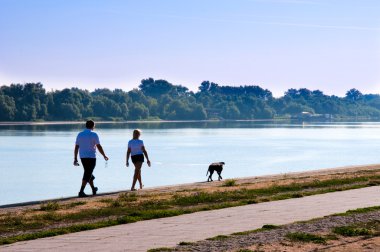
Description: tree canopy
xmin=0 ymin=79 xmax=379 ymax=121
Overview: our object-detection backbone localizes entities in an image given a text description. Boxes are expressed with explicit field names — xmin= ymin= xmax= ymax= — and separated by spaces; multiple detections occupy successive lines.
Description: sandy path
xmin=1 ymin=185 xmax=379 ymax=252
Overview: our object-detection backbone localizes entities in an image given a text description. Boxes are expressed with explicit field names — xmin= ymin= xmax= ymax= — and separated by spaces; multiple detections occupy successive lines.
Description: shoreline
xmin=1 ymin=118 xmax=380 ymax=127
xmin=1 ymin=163 xmax=379 ymax=209
xmin=0 ymin=119 xmax=289 ymax=126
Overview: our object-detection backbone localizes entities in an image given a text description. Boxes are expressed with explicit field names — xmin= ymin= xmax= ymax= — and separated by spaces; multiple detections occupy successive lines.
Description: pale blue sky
xmin=0 ymin=0 xmax=379 ymax=96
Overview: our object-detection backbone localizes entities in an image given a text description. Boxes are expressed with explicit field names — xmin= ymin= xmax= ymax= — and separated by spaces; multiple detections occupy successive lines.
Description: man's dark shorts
xmin=80 ymin=158 xmax=96 ymax=182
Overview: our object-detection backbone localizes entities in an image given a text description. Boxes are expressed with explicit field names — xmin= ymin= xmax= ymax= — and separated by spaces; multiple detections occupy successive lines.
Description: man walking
xmin=74 ymin=120 xmax=109 ymax=197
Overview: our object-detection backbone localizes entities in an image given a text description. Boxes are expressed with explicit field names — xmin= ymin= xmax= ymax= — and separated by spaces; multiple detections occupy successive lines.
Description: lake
xmin=1 ymin=120 xmax=380 ymax=206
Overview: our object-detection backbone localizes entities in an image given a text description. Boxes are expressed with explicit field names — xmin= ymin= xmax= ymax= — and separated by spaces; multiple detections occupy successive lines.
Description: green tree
xmin=0 ymin=95 xmax=16 ymax=120
xmin=221 ymin=103 xmax=240 ymax=119
xmin=346 ymin=88 xmax=363 ymax=101
xmin=129 ymin=103 xmax=149 ymax=120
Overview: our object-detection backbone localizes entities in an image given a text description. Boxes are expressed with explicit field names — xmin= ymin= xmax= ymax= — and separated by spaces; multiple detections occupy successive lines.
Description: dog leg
xmin=217 ymin=171 xmax=222 ymax=181
xmin=208 ymin=170 xmax=214 ymax=182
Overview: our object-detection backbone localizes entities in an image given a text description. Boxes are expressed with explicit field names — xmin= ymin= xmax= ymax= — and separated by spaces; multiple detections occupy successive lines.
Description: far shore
xmin=0 ymin=119 xmax=289 ymax=126
xmin=1 ymin=118 xmax=380 ymax=127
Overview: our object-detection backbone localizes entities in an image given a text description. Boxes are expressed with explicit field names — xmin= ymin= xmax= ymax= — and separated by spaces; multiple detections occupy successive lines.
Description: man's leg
xmin=79 ymin=179 xmax=87 ymax=193
xmin=89 ymin=176 xmax=95 ymax=190
xmin=79 ymin=158 xmax=89 ymax=194
xmin=79 ymin=158 xmax=96 ymax=197
xmin=88 ymin=159 xmax=97 ymax=195
xmin=89 ymin=175 xmax=98 ymax=195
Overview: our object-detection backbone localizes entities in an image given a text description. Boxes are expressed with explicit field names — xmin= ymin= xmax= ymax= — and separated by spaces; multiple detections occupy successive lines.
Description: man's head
xmin=85 ymin=120 xmax=95 ymax=130
xmin=133 ymin=129 xmax=141 ymax=139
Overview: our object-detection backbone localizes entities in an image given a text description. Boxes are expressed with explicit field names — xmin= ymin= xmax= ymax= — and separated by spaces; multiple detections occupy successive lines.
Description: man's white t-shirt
xmin=75 ymin=129 xmax=100 ymax=158
xmin=128 ymin=139 xmax=144 ymax=156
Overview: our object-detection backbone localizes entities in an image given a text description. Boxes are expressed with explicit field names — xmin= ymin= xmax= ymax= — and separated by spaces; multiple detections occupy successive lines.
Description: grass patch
xmin=147 ymin=248 xmax=174 ymax=252
xmin=64 ymin=201 xmax=86 ymax=209
xmin=232 ymin=230 xmax=257 ymax=236
xmin=232 ymin=224 xmax=279 ymax=236
xmin=338 ymin=206 xmax=380 ymax=216
xmin=206 ymin=235 xmax=229 ymax=241
xmin=39 ymin=202 xmax=60 ymax=211
xmin=98 ymin=198 xmax=113 ymax=204
xmin=178 ymin=241 xmax=194 ymax=245
xmin=222 ymin=179 xmax=237 ymax=187
xmin=286 ymin=232 xmax=327 ymax=244
xmin=333 ymin=226 xmax=373 ymax=237
xmin=0 ymin=221 xmax=112 ymax=245
xmin=118 ymin=192 xmax=138 ymax=202
xmin=0 ymin=215 xmax=45 ymax=233
xmin=173 ymin=191 xmax=235 ymax=206
xmin=1 ymin=215 xmax=24 ymax=227
xmin=262 ymin=224 xmax=278 ymax=230
xmin=109 ymin=200 xmax=122 ymax=208
xmin=37 ymin=212 xmax=62 ymax=221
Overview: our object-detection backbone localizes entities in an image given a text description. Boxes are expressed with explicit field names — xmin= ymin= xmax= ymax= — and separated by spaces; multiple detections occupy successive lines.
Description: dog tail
xmin=206 ymin=170 xmax=209 ymax=176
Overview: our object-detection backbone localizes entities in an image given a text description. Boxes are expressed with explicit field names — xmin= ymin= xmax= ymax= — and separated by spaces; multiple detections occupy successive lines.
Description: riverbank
xmin=1 ymin=118 xmax=379 ymax=127
xmin=1 ymin=164 xmax=380 ymax=245
xmin=0 ymin=119 xmax=286 ymax=126
xmin=1 ymin=163 xmax=379 ymax=209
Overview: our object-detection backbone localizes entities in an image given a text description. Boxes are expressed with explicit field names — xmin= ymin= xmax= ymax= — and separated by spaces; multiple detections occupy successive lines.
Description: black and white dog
xmin=206 ymin=162 xmax=225 ymax=182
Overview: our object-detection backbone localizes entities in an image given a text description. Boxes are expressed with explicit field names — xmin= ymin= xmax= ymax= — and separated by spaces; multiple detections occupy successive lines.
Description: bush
xmin=333 ymin=226 xmax=372 ymax=237
xmin=40 ymin=202 xmax=60 ymax=211
xmin=222 ymin=179 xmax=236 ymax=187
xmin=286 ymin=232 xmax=327 ymax=244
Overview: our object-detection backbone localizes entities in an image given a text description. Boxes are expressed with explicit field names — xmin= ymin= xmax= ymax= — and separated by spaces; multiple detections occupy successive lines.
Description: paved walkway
xmin=1 ymin=186 xmax=380 ymax=252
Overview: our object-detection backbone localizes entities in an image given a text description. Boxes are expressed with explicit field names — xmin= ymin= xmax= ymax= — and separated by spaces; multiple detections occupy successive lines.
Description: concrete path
xmin=1 ymin=186 xmax=380 ymax=252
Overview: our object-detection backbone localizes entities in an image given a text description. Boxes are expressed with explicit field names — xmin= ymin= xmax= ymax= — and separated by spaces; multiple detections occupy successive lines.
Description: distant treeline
xmin=1 ymin=78 xmax=380 ymax=121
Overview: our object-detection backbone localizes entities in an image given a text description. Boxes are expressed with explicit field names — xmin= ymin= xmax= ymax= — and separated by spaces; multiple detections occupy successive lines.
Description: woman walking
xmin=126 ymin=129 xmax=151 ymax=191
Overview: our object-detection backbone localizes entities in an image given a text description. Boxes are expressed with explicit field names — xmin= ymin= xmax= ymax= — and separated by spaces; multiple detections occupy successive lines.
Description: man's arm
xmin=126 ymin=147 xmax=131 ymax=167
xmin=74 ymin=145 xmax=79 ymax=165
xmin=142 ymin=146 xmax=151 ymax=167
xmin=96 ymin=144 xmax=109 ymax=161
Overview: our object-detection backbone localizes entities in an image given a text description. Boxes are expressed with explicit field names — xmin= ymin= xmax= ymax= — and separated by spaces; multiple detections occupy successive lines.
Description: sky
xmin=0 ymin=0 xmax=379 ymax=97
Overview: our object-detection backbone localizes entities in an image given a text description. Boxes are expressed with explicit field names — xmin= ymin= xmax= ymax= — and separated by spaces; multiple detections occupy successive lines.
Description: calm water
xmin=1 ymin=121 xmax=380 ymax=205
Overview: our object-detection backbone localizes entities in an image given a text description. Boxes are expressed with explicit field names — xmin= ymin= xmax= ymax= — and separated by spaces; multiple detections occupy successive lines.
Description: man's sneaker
xmin=92 ymin=187 xmax=98 ymax=196
xmin=78 ymin=191 xmax=88 ymax=198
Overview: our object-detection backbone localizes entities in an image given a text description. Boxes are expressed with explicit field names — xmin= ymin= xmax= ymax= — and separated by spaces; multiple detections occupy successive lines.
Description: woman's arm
xmin=142 ymin=146 xmax=151 ymax=167
xmin=126 ymin=147 xmax=131 ymax=167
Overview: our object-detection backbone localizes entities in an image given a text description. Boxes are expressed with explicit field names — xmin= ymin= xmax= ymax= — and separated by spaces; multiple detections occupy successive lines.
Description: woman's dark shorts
xmin=131 ymin=154 xmax=144 ymax=163
xmin=80 ymin=158 xmax=96 ymax=182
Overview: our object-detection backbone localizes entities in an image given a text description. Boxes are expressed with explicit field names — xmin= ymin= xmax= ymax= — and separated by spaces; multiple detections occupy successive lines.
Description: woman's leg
xmin=137 ymin=169 xmax=143 ymax=189
xmin=131 ymin=162 xmax=142 ymax=190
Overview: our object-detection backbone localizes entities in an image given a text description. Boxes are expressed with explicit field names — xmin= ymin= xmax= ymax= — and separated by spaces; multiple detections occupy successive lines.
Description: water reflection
xmin=2 ymin=120 xmax=380 ymax=132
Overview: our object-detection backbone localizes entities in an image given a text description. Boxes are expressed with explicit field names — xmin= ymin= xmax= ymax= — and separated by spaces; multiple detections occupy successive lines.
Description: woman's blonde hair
xmin=133 ymin=129 xmax=141 ymax=139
